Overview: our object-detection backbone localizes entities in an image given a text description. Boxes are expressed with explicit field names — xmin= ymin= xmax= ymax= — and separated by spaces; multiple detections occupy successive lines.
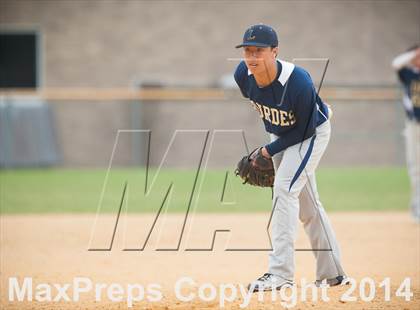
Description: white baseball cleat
xmin=247 ymin=273 xmax=293 ymax=292
xmin=315 ymin=275 xmax=349 ymax=287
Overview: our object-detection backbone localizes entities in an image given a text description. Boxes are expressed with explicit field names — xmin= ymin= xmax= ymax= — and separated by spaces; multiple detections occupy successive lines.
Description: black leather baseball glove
xmin=235 ymin=147 xmax=275 ymax=187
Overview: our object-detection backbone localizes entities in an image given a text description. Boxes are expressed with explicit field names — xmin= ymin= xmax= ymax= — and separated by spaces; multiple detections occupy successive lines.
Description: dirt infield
xmin=1 ymin=212 xmax=419 ymax=309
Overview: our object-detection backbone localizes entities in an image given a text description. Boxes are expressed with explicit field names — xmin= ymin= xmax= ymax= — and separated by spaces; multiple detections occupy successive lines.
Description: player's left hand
xmin=261 ymin=147 xmax=271 ymax=158
xmin=235 ymin=147 xmax=275 ymax=187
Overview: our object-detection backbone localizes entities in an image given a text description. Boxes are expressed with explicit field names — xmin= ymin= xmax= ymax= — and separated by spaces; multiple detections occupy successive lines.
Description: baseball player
xmin=233 ymin=24 xmax=346 ymax=291
xmin=392 ymin=45 xmax=420 ymax=223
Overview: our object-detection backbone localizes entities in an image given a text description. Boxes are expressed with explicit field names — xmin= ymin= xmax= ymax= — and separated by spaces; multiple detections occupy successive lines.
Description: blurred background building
xmin=0 ymin=0 xmax=419 ymax=167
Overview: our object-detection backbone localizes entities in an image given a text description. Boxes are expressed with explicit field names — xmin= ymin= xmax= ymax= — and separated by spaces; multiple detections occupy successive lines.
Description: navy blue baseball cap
xmin=235 ymin=24 xmax=278 ymax=48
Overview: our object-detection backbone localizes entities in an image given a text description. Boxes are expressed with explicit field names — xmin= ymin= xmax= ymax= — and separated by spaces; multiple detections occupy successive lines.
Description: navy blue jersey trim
xmin=288 ymin=135 xmax=316 ymax=192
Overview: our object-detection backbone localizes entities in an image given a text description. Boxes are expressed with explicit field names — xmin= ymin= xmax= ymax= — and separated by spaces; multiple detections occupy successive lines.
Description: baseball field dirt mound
xmin=1 ymin=212 xmax=419 ymax=309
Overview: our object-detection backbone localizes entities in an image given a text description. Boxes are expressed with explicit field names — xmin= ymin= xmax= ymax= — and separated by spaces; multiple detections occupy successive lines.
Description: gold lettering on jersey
xmin=280 ymin=110 xmax=289 ymax=126
xmin=289 ymin=111 xmax=296 ymax=125
xmin=263 ymin=106 xmax=271 ymax=121
xmin=249 ymin=100 xmax=295 ymax=127
xmin=271 ymin=108 xmax=280 ymax=125
xmin=411 ymin=81 xmax=420 ymax=107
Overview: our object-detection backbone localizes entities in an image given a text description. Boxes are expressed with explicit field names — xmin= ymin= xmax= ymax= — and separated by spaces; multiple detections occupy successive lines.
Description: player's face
xmin=243 ymin=46 xmax=277 ymax=75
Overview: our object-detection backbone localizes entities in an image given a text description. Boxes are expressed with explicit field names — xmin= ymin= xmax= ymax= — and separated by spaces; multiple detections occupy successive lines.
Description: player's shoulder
xmin=234 ymin=61 xmax=248 ymax=83
xmin=280 ymin=61 xmax=313 ymax=94
xmin=234 ymin=61 xmax=250 ymax=98
xmin=398 ymin=67 xmax=420 ymax=84
xmin=289 ymin=65 xmax=312 ymax=85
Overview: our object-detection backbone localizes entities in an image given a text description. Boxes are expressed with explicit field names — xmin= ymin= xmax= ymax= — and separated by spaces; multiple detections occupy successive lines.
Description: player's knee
xmin=273 ymin=185 xmax=301 ymax=210
xmin=273 ymin=182 xmax=290 ymax=197
xmin=274 ymin=175 xmax=291 ymax=190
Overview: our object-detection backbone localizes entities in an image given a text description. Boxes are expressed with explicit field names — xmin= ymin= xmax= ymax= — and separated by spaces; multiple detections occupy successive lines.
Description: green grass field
xmin=0 ymin=167 xmax=410 ymax=214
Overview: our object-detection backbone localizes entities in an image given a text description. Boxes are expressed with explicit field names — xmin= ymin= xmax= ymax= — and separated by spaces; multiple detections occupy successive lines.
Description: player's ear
xmin=272 ymin=47 xmax=278 ymax=58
